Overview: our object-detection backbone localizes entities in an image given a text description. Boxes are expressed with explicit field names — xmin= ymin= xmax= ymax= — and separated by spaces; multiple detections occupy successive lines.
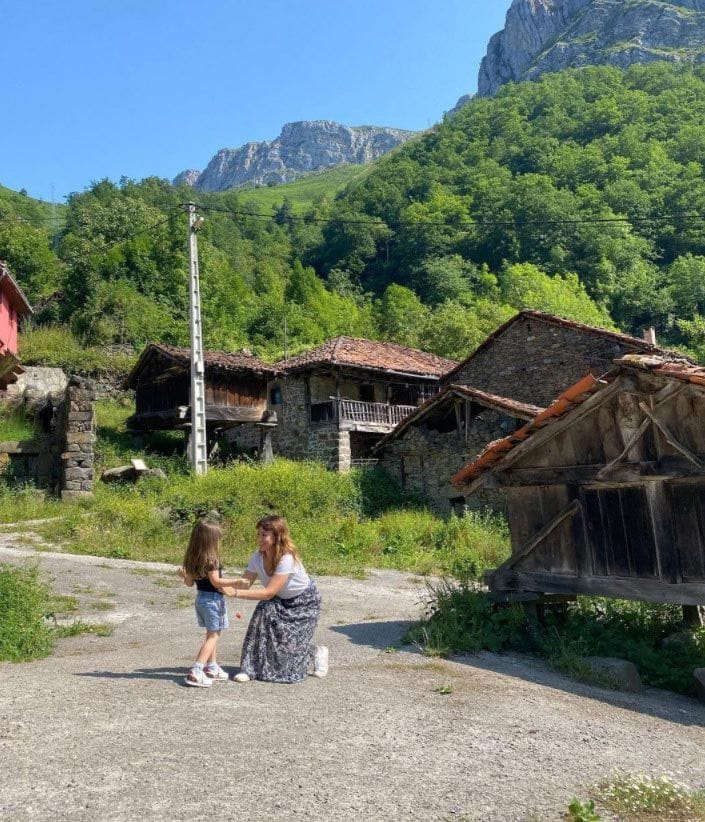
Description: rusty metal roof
xmin=374 ymin=384 xmax=545 ymax=451
xmin=276 ymin=337 xmax=457 ymax=379
xmin=441 ymin=310 xmax=690 ymax=384
xmin=124 ymin=343 xmax=281 ymax=388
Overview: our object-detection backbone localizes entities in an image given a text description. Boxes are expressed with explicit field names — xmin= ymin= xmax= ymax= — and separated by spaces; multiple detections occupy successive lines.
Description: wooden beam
xmin=498 ymin=499 xmax=582 ymax=573
xmin=638 ymin=401 xmax=705 ymax=470
xmin=488 ymin=569 xmax=705 ymax=606
xmin=493 ymin=377 xmax=623 ymax=474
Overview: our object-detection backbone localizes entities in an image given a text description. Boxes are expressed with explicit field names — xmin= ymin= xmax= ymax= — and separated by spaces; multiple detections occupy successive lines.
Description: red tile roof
xmin=374 ymin=384 xmax=544 ymax=451
xmin=277 ymin=337 xmax=457 ymax=379
xmin=124 ymin=343 xmax=280 ymax=388
xmin=451 ymin=373 xmax=607 ymax=490
xmin=615 ymin=353 xmax=705 ymax=386
xmin=441 ymin=310 xmax=690 ymax=383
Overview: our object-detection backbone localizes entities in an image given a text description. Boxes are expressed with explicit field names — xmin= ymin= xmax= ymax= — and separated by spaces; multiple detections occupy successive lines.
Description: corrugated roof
xmin=277 ymin=336 xmax=457 ymax=378
xmin=441 ymin=310 xmax=690 ymax=383
xmin=374 ymin=384 xmax=545 ymax=451
xmin=124 ymin=343 xmax=280 ymax=388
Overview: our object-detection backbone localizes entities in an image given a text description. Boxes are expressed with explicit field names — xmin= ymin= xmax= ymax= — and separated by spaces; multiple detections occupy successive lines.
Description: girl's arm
xmin=208 ymin=570 xmax=257 ymax=589
xmin=231 ymin=573 xmax=288 ymax=601
xmin=177 ymin=567 xmax=194 ymax=587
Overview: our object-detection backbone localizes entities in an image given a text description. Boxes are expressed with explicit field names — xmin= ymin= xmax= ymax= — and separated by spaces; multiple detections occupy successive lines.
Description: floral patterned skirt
xmin=239 ymin=581 xmax=321 ymax=683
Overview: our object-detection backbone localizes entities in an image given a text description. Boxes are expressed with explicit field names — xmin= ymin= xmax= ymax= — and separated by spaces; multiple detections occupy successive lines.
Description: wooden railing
xmin=338 ymin=400 xmax=416 ymax=426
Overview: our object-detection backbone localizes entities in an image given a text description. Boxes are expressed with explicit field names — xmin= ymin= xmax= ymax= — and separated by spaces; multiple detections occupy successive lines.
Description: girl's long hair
xmin=257 ymin=515 xmax=300 ymax=577
xmin=183 ymin=519 xmax=222 ymax=579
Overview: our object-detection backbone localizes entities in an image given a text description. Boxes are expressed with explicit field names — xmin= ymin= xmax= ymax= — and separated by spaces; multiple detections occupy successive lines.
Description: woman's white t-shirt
xmin=246 ymin=551 xmax=311 ymax=599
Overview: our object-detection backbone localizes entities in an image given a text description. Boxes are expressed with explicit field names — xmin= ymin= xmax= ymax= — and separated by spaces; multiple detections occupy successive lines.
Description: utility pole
xmin=185 ymin=203 xmax=208 ymax=475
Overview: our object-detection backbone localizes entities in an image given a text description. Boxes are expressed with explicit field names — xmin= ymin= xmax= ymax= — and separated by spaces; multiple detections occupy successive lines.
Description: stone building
xmin=374 ymin=310 xmax=687 ymax=515
xmin=441 ymin=310 xmax=684 ymax=408
xmin=374 ymin=384 xmax=543 ymax=515
xmin=257 ymin=337 xmax=456 ymax=471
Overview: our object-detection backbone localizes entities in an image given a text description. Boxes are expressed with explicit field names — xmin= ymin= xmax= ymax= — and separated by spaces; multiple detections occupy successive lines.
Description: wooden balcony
xmin=310 ymin=399 xmax=416 ymax=431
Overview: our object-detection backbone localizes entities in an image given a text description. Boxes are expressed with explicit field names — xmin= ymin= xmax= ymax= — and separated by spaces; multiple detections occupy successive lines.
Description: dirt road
xmin=1 ymin=539 xmax=704 ymax=821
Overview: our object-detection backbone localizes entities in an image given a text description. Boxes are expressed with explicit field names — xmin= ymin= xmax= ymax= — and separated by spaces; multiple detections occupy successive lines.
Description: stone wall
xmin=307 ymin=424 xmax=350 ymax=471
xmin=448 ymin=316 xmax=647 ymax=407
xmin=269 ymin=377 xmax=309 ymax=460
xmin=58 ymin=376 xmax=95 ymax=500
xmin=378 ymin=407 xmax=512 ymax=515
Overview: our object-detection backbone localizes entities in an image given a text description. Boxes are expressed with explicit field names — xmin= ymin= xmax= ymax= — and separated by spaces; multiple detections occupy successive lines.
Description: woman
xmin=230 ymin=515 xmax=328 ymax=684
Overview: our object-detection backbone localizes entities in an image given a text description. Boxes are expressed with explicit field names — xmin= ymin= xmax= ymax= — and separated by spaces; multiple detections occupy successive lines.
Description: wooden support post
xmin=683 ymin=605 xmax=705 ymax=627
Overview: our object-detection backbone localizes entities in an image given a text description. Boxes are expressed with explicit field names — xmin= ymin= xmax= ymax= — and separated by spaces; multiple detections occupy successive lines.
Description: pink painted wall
xmin=0 ymin=289 xmax=19 ymax=354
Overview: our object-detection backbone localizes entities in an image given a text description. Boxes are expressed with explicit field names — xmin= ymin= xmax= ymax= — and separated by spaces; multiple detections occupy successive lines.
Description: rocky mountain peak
xmin=478 ymin=0 xmax=705 ymax=96
xmin=173 ymin=120 xmax=416 ymax=192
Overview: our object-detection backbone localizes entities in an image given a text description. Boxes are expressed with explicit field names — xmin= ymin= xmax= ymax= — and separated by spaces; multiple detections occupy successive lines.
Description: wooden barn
xmin=0 ymin=261 xmax=33 ymax=389
xmin=124 ymin=344 xmax=280 ymax=434
xmin=452 ymin=354 xmax=705 ymax=607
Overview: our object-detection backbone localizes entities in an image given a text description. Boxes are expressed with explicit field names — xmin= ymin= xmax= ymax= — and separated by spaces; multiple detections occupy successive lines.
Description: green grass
xmin=25 ymin=459 xmax=509 ymax=578
xmin=0 ymin=564 xmax=55 ymax=660
xmin=20 ymin=325 xmax=137 ymax=379
xmin=407 ymin=584 xmax=705 ymax=696
xmin=568 ymin=772 xmax=705 ymax=820
xmin=0 ymin=404 xmax=39 ymax=442
xmin=0 ymin=183 xmax=65 ymax=228
xmin=0 ymin=563 xmax=114 ymax=662
xmin=235 ymin=165 xmax=370 ymax=214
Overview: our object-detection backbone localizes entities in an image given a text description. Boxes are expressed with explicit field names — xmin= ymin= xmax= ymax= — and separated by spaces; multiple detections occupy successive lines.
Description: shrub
xmin=405 ymin=583 xmax=525 ymax=655
xmin=409 ymin=584 xmax=705 ymax=696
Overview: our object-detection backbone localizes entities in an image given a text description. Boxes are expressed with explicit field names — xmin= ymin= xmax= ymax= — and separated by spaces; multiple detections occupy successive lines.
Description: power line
xmin=192 ymin=202 xmax=705 ymax=232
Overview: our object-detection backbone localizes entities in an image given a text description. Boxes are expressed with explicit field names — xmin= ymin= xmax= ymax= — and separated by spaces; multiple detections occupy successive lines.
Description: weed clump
xmin=0 ymin=564 xmax=53 ymax=660
xmin=409 ymin=582 xmax=705 ymax=696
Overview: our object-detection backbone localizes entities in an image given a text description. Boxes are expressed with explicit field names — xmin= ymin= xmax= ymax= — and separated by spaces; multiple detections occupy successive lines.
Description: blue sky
xmin=2 ymin=1 xmax=509 ymax=202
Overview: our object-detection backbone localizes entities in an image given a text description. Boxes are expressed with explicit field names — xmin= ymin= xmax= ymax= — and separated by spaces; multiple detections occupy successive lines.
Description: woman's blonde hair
xmin=183 ymin=519 xmax=222 ymax=579
xmin=256 ymin=515 xmax=300 ymax=576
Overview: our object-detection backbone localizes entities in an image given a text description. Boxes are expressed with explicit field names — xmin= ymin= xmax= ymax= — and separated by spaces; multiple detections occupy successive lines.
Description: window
xmin=270 ymin=385 xmax=283 ymax=405
xmin=359 ymin=384 xmax=375 ymax=403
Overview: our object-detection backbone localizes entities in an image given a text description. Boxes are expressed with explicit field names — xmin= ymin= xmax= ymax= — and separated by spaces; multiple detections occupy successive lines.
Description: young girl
xmin=230 ymin=515 xmax=327 ymax=684
xmin=177 ymin=519 xmax=247 ymax=688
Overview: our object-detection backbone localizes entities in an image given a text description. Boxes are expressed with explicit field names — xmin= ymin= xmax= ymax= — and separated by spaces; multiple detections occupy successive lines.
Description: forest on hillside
xmin=4 ymin=62 xmax=705 ymax=363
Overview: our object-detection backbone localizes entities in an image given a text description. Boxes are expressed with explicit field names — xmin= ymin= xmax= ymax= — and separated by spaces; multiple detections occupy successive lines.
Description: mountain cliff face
xmin=479 ymin=0 xmax=705 ymax=96
xmin=174 ymin=121 xmax=416 ymax=192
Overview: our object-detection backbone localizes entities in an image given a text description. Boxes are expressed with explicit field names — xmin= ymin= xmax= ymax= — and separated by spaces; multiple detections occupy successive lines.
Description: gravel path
xmin=1 ymin=537 xmax=705 ymax=821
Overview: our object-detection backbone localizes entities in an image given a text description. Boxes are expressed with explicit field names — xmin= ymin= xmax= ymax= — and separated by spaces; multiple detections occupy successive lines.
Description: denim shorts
xmin=195 ymin=591 xmax=229 ymax=632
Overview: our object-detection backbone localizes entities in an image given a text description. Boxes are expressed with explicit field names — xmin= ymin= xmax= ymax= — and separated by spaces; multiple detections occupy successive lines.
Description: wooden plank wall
xmin=204 ymin=379 xmax=266 ymax=409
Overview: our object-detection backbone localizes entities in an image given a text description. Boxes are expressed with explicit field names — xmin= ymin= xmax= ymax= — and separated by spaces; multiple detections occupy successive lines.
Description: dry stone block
xmin=583 ymin=657 xmax=644 ymax=692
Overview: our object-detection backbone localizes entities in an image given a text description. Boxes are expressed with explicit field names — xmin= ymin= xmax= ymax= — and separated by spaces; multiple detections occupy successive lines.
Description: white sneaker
xmin=185 ymin=667 xmax=212 ymax=688
xmin=312 ymin=645 xmax=329 ymax=678
xmin=233 ymin=672 xmax=251 ymax=683
xmin=204 ymin=664 xmax=228 ymax=682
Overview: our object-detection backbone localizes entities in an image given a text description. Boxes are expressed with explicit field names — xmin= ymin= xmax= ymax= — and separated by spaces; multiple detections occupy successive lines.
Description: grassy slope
xmin=234 ymin=164 xmax=370 ymax=213
xmin=0 ymin=184 xmax=66 ymax=229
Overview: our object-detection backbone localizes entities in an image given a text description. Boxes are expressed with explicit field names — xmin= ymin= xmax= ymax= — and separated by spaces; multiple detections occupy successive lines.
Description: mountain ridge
xmin=478 ymin=0 xmax=705 ymax=96
xmin=174 ymin=120 xmax=416 ymax=192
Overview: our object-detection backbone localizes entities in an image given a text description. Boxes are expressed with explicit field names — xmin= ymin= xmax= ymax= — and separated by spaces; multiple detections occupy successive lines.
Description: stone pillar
xmin=60 ymin=376 xmax=96 ymax=501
